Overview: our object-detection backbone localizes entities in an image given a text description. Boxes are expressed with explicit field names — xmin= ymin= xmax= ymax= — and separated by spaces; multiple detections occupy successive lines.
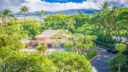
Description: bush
xmin=97 ymin=34 xmax=116 ymax=44
xmin=86 ymin=50 xmax=98 ymax=59
xmin=94 ymin=40 xmax=115 ymax=48
xmin=49 ymin=52 xmax=92 ymax=72
xmin=108 ymin=54 xmax=127 ymax=72
xmin=63 ymin=41 xmax=74 ymax=50
xmin=0 ymin=52 xmax=56 ymax=72
xmin=36 ymin=45 xmax=47 ymax=53
xmin=115 ymin=43 xmax=127 ymax=53
xmin=0 ymin=34 xmax=24 ymax=50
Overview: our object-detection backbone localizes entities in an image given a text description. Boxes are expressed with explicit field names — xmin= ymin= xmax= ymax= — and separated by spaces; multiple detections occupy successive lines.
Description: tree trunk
xmin=107 ymin=26 xmax=112 ymax=43
xmin=98 ymin=24 xmax=101 ymax=29
xmin=108 ymin=31 xmax=111 ymax=43
xmin=118 ymin=30 xmax=121 ymax=41
xmin=115 ymin=27 xmax=118 ymax=40
xmin=83 ymin=48 xmax=85 ymax=55
xmin=94 ymin=23 xmax=97 ymax=34
xmin=116 ymin=31 xmax=118 ymax=40
xmin=24 ymin=12 xmax=26 ymax=29
xmin=106 ymin=29 xmax=108 ymax=41
xmin=40 ymin=15 xmax=41 ymax=23
xmin=5 ymin=17 xmax=7 ymax=34
xmin=118 ymin=64 xmax=120 ymax=72
xmin=94 ymin=23 xmax=96 ymax=29
xmin=0 ymin=18 xmax=3 ymax=27
xmin=102 ymin=21 xmax=105 ymax=42
xmin=126 ymin=31 xmax=127 ymax=38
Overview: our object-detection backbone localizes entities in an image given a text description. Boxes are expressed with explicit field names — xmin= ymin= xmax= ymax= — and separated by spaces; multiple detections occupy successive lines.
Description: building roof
xmin=35 ymin=30 xmax=60 ymax=38
xmin=20 ymin=39 xmax=30 ymax=43
xmin=35 ymin=30 xmax=72 ymax=38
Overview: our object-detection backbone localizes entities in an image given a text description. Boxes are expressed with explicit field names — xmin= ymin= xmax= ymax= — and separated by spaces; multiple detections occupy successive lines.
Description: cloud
xmin=0 ymin=0 xmax=25 ymax=12
xmin=86 ymin=0 xmax=128 ymax=7
xmin=21 ymin=0 xmax=100 ymax=12
xmin=0 ymin=0 xmax=128 ymax=13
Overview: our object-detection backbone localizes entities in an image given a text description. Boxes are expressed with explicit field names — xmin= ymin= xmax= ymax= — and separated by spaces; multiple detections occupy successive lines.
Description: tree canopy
xmin=49 ymin=52 xmax=92 ymax=72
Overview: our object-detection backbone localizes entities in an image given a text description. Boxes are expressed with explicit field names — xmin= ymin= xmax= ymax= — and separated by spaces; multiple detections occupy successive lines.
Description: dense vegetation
xmin=0 ymin=52 xmax=56 ymax=72
xmin=0 ymin=2 xmax=128 ymax=72
xmin=49 ymin=52 xmax=92 ymax=72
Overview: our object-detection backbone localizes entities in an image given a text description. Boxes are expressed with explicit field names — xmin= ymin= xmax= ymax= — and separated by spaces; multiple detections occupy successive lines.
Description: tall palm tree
xmin=101 ymin=2 xmax=109 ymax=11
xmin=0 ymin=12 xmax=2 ymax=27
xmin=39 ymin=10 xmax=46 ymax=23
xmin=19 ymin=6 xmax=29 ymax=28
xmin=100 ymin=2 xmax=110 ymax=41
xmin=14 ymin=17 xmax=18 ymax=22
xmin=0 ymin=12 xmax=1 ymax=16
xmin=1 ymin=9 xmax=14 ymax=33
xmin=111 ymin=6 xmax=119 ymax=40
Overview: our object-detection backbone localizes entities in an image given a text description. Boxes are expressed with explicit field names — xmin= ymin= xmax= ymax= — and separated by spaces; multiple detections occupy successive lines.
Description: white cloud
xmin=86 ymin=0 xmax=128 ymax=6
xmin=0 ymin=0 xmax=128 ymax=12
xmin=21 ymin=0 xmax=100 ymax=12
xmin=0 ymin=0 xmax=25 ymax=12
xmin=21 ymin=0 xmax=128 ymax=12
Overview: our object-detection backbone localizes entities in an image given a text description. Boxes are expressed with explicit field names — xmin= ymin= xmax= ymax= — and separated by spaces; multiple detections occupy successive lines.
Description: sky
xmin=0 ymin=0 xmax=128 ymax=13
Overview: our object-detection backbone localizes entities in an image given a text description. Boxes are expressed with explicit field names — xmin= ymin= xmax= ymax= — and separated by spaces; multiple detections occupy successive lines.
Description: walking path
xmin=91 ymin=47 xmax=116 ymax=72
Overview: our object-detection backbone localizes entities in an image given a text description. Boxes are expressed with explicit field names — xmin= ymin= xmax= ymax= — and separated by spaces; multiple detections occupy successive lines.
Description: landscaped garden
xmin=0 ymin=1 xmax=128 ymax=72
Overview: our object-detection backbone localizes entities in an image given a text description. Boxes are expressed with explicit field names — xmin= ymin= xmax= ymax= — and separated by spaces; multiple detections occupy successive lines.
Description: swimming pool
xmin=48 ymin=49 xmax=71 ymax=54
xmin=55 ymin=49 xmax=71 ymax=52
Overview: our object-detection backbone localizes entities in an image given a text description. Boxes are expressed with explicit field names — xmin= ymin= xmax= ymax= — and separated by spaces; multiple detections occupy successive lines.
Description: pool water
xmin=55 ymin=49 xmax=71 ymax=52
xmin=48 ymin=49 xmax=71 ymax=54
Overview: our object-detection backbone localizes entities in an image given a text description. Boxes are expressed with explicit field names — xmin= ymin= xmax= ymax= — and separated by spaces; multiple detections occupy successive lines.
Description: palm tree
xmin=100 ymin=2 xmax=110 ymax=41
xmin=19 ymin=6 xmax=29 ymax=28
xmin=0 ymin=12 xmax=2 ymax=27
xmin=111 ymin=6 xmax=119 ymax=40
xmin=39 ymin=10 xmax=46 ymax=23
xmin=14 ymin=17 xmax=18 ymax=22
xmin=0 ymin=12 xmax=1 ymax=16
xmin=101 ymin=2 xmax=109 ymax=11
xmin=1 ymin=9 xmax=14 ymax=33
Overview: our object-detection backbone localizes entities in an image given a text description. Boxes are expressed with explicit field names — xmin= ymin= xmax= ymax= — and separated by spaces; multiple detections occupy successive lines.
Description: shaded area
xmin=91 ymin=47 xmax=115 ymax=72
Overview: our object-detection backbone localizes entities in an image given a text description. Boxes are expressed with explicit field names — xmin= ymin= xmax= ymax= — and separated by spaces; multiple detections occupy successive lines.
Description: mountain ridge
xmin=15 ymin=9 xmax=101 ymax=17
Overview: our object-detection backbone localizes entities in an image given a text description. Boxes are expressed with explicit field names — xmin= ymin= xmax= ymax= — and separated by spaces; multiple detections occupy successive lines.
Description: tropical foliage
xmin=49 ymin=52 xmax=92 ymax=72
xmin=36 ymin=45 xmax=47 ymax=54
xmin=0 ymin=52 xmax=56 ymax=72
xmin=0 ymin=2 xmax=128 ymax=72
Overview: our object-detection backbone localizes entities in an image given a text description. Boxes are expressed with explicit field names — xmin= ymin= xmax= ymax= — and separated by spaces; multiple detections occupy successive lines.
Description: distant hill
xmin=46 ymin=9 xmax=101 ymax=15
xmin=15 ymin=9 xmax=101 ymax=17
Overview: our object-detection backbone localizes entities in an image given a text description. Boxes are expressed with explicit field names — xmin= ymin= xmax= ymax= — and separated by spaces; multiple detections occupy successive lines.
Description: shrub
xmin=36 ymin=45 xmax=47 ymax=54
xmin=115 ymin=43 xmax=127 ymax=53
xmin=63 ymin=41 xmax=74 ymax=50
xmin=108 ymin=54 xmax=126 ymax=72
xmin=0 ymin=52 xmax=56 ymax=72
xmin=94 ymin=40 xmax=115 ymax=48
xmin=49 ymin=52 xmax=92 ymax=72
xmin=86 ymin=50 xmax=98 ymax=59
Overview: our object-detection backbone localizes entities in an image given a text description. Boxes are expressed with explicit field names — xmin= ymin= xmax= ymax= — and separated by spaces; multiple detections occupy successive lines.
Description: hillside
xmin=15 ymin=9 xmax=101 ymax=17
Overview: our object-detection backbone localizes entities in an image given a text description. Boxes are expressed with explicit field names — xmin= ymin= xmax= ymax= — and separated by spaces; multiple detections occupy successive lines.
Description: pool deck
xmin=19 ymin=48 xmax=63 ymax=55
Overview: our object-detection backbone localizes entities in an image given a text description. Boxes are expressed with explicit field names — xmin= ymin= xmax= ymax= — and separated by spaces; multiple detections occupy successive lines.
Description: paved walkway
xmin=91 ymin=47 xmax=116 ymax=72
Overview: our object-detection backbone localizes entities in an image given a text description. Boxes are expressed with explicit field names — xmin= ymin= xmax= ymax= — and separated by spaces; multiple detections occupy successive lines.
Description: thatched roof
xmin=35 ymin=30 xmax=59 ymax=38
xmin=20 ymin=39 xmax=30 ymax=43
xmin=35 ymin=30 xmax=71 ymax=38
